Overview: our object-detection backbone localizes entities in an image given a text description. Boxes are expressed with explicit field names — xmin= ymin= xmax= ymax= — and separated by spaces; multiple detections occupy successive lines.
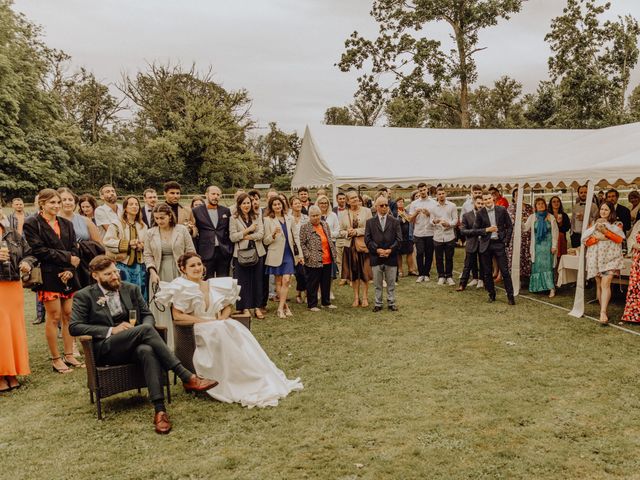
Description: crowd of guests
xmin=1 ymin=181 xmax=639 ymax=428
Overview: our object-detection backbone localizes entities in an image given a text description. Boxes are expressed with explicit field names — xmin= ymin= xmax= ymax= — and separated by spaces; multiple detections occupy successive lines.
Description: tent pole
xmin=511 ymin=183 xmax=523 ymax=296
xmin=332 ymin=182 xmax=339 ymax=207
xmin=569 ymin=181 xmax=595 ymax=318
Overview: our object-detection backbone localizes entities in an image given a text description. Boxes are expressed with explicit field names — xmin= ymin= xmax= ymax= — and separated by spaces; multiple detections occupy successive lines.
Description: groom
xmin=70 ymin=255 xmax=218 ymax=434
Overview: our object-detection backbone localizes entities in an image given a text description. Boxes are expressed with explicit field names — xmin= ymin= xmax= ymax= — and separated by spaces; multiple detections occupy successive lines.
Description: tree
xmin=119 ymin=63 xmax=261 ymax=190
xmin=545 ymin=0 xmax=640 ymax=127
xmin=470 ymin=76 xmax=525 ymax=128
xmin=628 ymin=84 xmax=640 ymax=121
xmin=250 ymin=122 xmax=301 ymax=186
xmin=338 ymin=0 xmax=525 ymax=128
xmin=324 ymin=106 xmax=356 ymax=125
xmin=385 ymin=96 xmax=426 ymax=127
xmin=0 ymin=1 xmax=79 ymax=200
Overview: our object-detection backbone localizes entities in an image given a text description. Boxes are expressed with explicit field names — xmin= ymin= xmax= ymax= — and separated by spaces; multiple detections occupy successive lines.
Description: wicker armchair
xmin=173 ymin=314 xmax=251 ymax=378
xmin=79 ymin=326 xmax=171 ymax=420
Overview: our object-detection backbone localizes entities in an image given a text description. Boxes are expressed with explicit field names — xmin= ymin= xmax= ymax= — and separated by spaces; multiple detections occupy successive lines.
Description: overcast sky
xmin=13 ymin=0 xmax=640 ymax=134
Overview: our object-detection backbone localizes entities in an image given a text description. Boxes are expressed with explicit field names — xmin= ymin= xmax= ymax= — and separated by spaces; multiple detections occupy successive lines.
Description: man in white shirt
xmin=141 ymin=188 xmax=158 ymax=228
xmin=94 ymin=184 xmax=122 ymax=235
xmin=408 ymin=182 xmax=438 ymax=282
xmin=570 ymin=185 xmax=598 ymax=248
xmin=431 ymin=187 xmax=459 ymax=285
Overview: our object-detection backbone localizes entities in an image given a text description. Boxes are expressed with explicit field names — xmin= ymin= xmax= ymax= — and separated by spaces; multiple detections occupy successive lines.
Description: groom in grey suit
xmin=70 ymin=255 xmax=218 ymax=434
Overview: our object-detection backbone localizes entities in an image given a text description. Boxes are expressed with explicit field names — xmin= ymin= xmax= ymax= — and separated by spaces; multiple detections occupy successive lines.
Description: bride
xmin=155 ymin=252 xmax=303 ymax=408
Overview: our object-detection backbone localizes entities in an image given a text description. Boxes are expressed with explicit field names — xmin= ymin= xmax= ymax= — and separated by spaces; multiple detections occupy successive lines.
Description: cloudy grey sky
xmin=13 ymin=0 xmax=640 ymax=134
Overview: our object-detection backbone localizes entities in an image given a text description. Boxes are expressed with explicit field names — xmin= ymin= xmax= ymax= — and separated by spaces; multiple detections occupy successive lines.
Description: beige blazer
xmin=229 ymin=214 xmax=266 ymax=258
xmin=338 ymin=208 xmax=373 ymax=247
xmin=523 ymin=214 xmax=559 ymax=266
xmin=262 ymin=215 xmax=302 ymax=267
xmin=103 ymin=220 xmax=148 ymax=263
xmin=143 ymin=224 xmax=195 ymax=273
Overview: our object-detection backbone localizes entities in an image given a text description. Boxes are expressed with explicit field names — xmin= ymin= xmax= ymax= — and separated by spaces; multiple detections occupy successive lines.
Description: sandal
xmin=6 ymin=376 xmax=20 ymax=390
xmin=51 ymin=357 xmax=73 ymax=374
xmin=64 ymin=353 xmax=85 ymax=369
xmin=276 ymin=309 xmax=286 ymax=319
xmin=284 ymin=304 xmax=293 ymax=317
xmin=254 ymin=309 xmax=265 ymax=320
xmin=0 ymin=377 xmax=10 ymax=393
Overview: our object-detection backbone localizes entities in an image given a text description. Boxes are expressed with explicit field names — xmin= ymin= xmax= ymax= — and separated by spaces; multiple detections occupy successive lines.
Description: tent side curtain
xmin=292 ymin=124 xmax=640 ymax=190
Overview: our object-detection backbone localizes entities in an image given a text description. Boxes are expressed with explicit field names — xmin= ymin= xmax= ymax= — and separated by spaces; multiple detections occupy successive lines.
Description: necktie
xmin=380 ymin=216 xmax=386 ymax=230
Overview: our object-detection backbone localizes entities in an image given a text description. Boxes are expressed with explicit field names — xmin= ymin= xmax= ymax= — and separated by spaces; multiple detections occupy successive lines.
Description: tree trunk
xmin=453 ymin=17 xmax=471 ymax=128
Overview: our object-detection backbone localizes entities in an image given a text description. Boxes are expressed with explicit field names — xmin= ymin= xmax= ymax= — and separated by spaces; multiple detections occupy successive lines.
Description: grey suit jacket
xmin=69 ymin=282 xmax=154 ymax=353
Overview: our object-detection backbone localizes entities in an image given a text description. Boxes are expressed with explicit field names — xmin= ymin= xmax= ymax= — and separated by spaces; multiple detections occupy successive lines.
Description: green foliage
xmin=338 ymin=0 xmax=526 ymax=128
xmin=324 ymin=106 xmax=357 ymax=125
xmin=545 ymin=0 xmax=640 ymax=127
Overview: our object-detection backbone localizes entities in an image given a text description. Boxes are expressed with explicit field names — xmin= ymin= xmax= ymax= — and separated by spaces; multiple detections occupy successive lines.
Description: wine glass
xmin=129 ymin=310 xmax=137 ymax=326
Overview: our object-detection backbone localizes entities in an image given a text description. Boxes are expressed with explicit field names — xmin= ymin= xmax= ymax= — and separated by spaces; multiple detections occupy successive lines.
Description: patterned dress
xmin=507 ymin=203 xmax=534 ymax=278
xmin=529 ymin=219 xmax=555 ymax=293
xmin=622 ymin=233 xmax=640 ymax=323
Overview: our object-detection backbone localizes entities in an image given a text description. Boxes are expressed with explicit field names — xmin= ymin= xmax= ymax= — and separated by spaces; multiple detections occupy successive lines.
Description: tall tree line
xmin=0 ymin=1 xmax=299 ymax=201
xmin=328 ymin=0 xmax=640 ymax=129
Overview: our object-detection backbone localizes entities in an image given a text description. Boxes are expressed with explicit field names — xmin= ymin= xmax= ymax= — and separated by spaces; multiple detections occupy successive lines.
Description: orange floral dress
xmin=622 ymin=233 xmax=640 ymax=323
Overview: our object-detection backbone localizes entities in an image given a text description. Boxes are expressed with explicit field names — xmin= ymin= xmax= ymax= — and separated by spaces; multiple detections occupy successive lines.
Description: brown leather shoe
xmin=183 ymin=374 xmax=218 ymax=393
xmin=154 ymin=412 xmax=172 ymax=434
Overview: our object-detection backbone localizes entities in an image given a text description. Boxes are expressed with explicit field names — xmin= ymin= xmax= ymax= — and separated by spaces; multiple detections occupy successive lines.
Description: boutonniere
xmin=96 ymin=296 xmax=108 ymax=307
xmin=222 ymin=214 xmax=228 ymax=219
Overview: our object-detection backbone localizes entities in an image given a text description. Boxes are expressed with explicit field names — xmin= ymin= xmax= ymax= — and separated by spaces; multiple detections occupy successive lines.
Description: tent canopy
xmin=292 ymin=124 xmax=640 ymax=190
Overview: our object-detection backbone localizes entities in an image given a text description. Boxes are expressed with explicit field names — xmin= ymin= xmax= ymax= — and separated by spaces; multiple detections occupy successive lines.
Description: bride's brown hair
xmin=177 ymin=252 xmax=202 ymax=273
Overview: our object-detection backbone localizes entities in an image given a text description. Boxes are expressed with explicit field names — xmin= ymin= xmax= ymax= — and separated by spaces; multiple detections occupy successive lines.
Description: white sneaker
xmin=416 ymin=276 xmax=425 ymax=283
xmin=437 ymin=277 xmax=445 ymax=285
xmin=326 ymin=304 xmax=338 ymax=309
xmin=446 ymin=278 xmax=455 ymax=286
xmin=424 ymin=276 xmax=431 ymax=282
xmin=468 ymin=279 xmax=478 ymax=287
xmin=477 ymin=280 xmax=484 ymax=289
xmin=330 ymin=291 xmax=335 ymax=300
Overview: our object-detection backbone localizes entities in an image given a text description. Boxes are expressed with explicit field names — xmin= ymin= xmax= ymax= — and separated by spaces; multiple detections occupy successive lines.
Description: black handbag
xmin=237 ymin=240 xmax=259 ymax=267
xmin=21 ymin=264 xmax=43 ymax=289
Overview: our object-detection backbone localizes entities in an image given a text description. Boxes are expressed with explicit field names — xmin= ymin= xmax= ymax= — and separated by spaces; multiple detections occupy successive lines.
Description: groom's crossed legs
xmin=97 ymin=324 xmax=189 ymax=409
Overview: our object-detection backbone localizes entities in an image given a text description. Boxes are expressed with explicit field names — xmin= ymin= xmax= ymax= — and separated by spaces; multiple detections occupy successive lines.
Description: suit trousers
xmin=480 ymin=241 xmax=514 ymax=298
xmin=570 ymin=232 xmax=582 ymax=249
xmin=414 ymin=236 xmax=434 ymax=277
xmin=460 ymin=250 xmax=483 ymax=287
xmin=204 ymin=249 xmax=231 ymax=279
xmin=305 ymin=264 xmax=332 ymax=308
xmin=97 ymin=324 xmax=181 ymax=403
xmin=372 ymin=264 xmax=397 ymax=307
xmin=335 ymin=244 xmax=345 ymax=278
xmin=434 ymin=239 xmax=456 ymax=279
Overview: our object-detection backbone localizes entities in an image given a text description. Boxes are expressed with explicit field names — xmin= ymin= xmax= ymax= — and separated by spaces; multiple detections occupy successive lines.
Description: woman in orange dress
xmin=0 ymin=215 xmax=37 ymax=391
xmin=23 ymin=189 xmax=82 ymax=373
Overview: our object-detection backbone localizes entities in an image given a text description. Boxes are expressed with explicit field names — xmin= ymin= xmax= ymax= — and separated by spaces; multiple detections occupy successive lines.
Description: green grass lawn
xmin=1 ymin=253 xmax=639 ymax=480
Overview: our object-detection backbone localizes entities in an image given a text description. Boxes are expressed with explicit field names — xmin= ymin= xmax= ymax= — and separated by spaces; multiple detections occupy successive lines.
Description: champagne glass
xmin=0 ymin=240 xmax=9 ymax=266
xmin=129 ymin=309 xmax=137 ymax=326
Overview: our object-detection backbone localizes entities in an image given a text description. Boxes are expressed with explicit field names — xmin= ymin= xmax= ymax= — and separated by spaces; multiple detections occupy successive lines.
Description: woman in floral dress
xmin=621 ymin=221 xmax=640 ymax=323
xmin=506 ymin=188 xmax=534 ymax=279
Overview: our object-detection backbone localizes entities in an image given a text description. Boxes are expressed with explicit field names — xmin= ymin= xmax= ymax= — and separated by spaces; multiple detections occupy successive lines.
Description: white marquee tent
xmin=292 ymin=123 xmax=640 ymax=319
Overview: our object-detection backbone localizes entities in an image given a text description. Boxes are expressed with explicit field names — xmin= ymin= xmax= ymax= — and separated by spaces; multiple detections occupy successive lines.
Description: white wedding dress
xmin=155 ymin=277 xmax=303 ymax=408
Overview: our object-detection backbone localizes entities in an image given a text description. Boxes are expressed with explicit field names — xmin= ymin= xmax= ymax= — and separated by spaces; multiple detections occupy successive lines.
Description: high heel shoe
xmin=284 ymin=304 xmax=293 ymax=317
xmin=51 ymin=357 xmax=73 ymax=374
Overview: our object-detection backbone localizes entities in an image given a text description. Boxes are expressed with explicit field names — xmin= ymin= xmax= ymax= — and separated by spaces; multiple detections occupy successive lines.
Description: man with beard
xmin=570 ymin=184 xmax=598 ymax=248
xmin=192 ymin=185 xmax=232 ymax=278
xmin=94 ymin=184 xmax=122 ymax=235
xmin=70 ymin=255 xmax=218 ymax=434
xmin=163 ymin=181 xmax=196 ymax=236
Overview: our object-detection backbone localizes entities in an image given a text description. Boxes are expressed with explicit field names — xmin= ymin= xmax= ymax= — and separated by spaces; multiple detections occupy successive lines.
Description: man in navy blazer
xmin=473 ymin=191 xmax=515 ymax=305
xmin=192 ymin=185 xmax=232 ymax=278
xmin=365 ymin=196 xmax=402 ymax=312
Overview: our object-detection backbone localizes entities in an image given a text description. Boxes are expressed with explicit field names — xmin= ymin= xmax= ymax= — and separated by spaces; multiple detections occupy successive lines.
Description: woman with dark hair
xmin=104 ymin=196 xmax=148 ymax=299
xmin=78 ymin=193 xmax=99 ymax=224
xmin=0 ymin=210 xmax=36 ymax=390
xmin=155 ymin=252 xmax=302 ymax=408
xmin=23 ymin=188 xmax=82 ymax=373
xmin=548 ymin=195 xmax=570 ymax=258
xmin=622 ymin=220 xmax=640 ymax=323
xmin=229 ymin=193 xmax=266 ymax=319
xmin=144 ymin=203 xmax=195 ymax=349
xmin=263 ymin=196 xmax=301 ymax=318
xmin=523 ymin=197 xmax=559 ymax=298
xmin=583 ymin=202 xmax=625 ymax=325
xmin=396 ymin=198 xmax=417 ymax=277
